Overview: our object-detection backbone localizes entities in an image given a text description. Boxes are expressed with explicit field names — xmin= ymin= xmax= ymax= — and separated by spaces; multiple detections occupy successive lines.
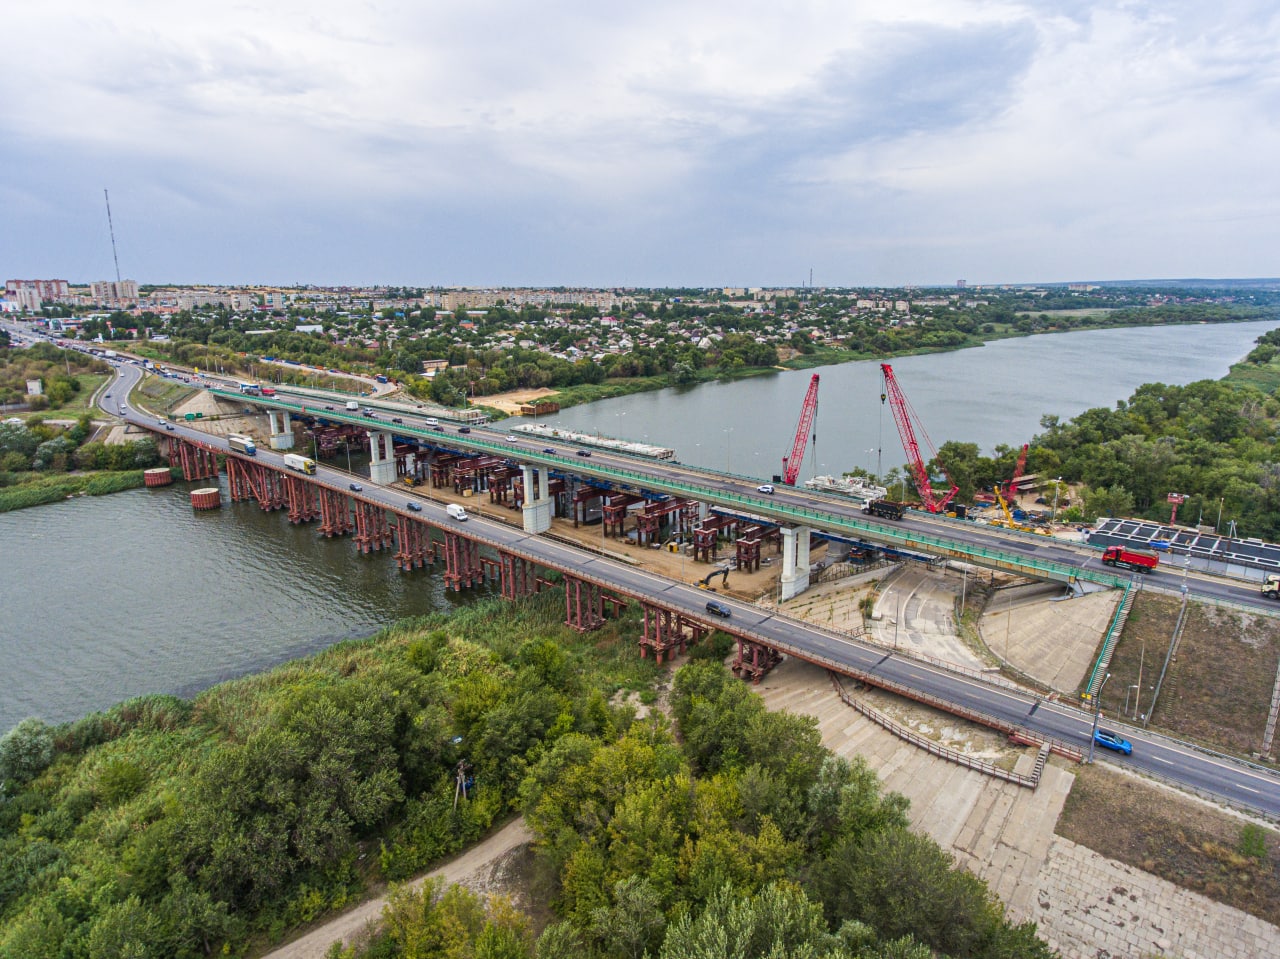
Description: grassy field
xmin=1224 ymin=356 xmax=1280 ymax=393
xmin=1104 ymin=594 xmax=1280 ymax=758
xmin=1059 ymin=763 xmax=1279 ymax=924
xmin=133 ymin=375 xmax=199 ymax=416
xmin=12 ymin=372 xmax=111 ymax=422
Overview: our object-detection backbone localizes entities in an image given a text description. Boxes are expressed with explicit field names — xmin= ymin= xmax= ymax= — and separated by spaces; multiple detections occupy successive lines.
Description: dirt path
xmin=261 ymin=818 xmax=533 ymax=959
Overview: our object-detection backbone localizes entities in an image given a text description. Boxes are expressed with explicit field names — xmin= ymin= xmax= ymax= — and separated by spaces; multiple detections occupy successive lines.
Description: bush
xmin=0 ymin=719 xmax=55 ymax=788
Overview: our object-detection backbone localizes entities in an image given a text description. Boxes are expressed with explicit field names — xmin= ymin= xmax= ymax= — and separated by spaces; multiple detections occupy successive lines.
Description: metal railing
xmin=828 ymin=674 xmax=1046 ymax=788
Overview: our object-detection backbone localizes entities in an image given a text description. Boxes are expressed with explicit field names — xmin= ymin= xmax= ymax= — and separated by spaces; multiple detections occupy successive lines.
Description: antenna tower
xmin=103 ymin=189 xmax=122 ymax=284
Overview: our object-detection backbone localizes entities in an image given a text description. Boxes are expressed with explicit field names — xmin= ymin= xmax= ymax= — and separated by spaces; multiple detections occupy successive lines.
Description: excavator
xmin=696 ymin=567 xmax=730 ymax=591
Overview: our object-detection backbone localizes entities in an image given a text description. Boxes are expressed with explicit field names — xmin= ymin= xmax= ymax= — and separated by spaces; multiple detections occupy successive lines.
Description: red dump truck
xmin=1101 ymin=545 xmax=1159 ymax=572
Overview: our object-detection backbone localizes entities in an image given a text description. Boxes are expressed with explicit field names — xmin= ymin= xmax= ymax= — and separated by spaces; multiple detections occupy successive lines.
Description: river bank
xmin=0 ymin=467 xmax=159 ymax=512
xmin=478 ymin=314 xmax=1279 ymax=418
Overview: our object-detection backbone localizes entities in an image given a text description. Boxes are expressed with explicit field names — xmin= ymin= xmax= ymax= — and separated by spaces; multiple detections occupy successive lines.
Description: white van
xmin=446 ymin=504 xmax=468 ymax=521
xmin=424 ymin=417 xmax=440 ymax=427
xmin=345 ymin=401 xmax=359 ymax=411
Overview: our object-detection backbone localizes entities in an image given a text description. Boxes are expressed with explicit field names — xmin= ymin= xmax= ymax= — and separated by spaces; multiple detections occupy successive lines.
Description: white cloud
xmin=2 ymin=1 xmax=1278 ymax=283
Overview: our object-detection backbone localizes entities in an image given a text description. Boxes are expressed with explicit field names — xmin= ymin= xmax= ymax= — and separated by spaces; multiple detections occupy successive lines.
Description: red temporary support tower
xmin=169 ymin=437 xmax=219 ymax=482
xmin=693 ymin=515 xmax=737 ymax=562
xmin=441 ymin=531 xmax=482 ymax=590
xmin=603 ymin=492 xmax=644 ymax=538
xmin=732 ymin=638 xmax=783 ymax=683
xmin=353 ymin=500 xmax=393 ymax=553
xmin=563 ymin=574 xmax=605 ymax=631
xmin=318 ymin=488 xmax=355 ymax=537
xmin=285 ymin=475 xmax=320 ymax=524
xmin=880 ymin=363 xmax=958 ymax=513
xmin=782 ymin=373 xmax=819 ymax=485
xmin=394 ymin=518 xmax=434 ymax=571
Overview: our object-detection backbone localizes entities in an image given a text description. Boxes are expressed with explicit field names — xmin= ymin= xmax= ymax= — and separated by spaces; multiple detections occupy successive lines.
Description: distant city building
xmin=295 ymin=324 xmax=323 ymax=333
xmin=12 ymin=287 xmax=41 ymax=311
xmin=6 ymin=279 xmax=69 ymax=302
xmin=90 ymin=279 xmax=139 ymax=306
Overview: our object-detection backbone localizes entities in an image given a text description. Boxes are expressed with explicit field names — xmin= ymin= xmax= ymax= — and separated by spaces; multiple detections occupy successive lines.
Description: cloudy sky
xmin=3 ymin=1 xmax=1277 ymax=287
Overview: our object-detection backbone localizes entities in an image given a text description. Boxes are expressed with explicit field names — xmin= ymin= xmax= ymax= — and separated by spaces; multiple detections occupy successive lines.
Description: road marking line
xmin=1152 ymin=756 xmax=1176 ymax=764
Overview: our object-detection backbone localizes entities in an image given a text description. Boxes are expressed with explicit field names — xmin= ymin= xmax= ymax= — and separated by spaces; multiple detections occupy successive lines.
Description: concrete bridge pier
xmin=267 ymin=409 xmax=295 ymax=450
xmin=521 ymin=465 xmax=554 ymax=533
xmin=779 ymin=525 xmax=812 ymax=601
xmin=368 ymin=430 xmax=398 ymax=485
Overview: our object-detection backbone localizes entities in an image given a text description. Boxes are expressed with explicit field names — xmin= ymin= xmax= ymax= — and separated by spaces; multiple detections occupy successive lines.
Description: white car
xmin=757 ymin=484 xmax=775 ymax=494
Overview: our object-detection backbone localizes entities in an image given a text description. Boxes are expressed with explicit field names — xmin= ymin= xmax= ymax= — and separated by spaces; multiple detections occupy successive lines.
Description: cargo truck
xmin=446 ymin=504 xmax=468 ymax=521
xmin=1101 ymin=545 xmax=1159 ymax=572
xmin=227 ymin=434 xmax=257 ymax=456
xmin=1262 ymin=574 xmax=1280 ymax=600
xmin=282 ymin=453 xmax=316 ymax=475
xmin=863 ymin=499 xmax=907 ymax=521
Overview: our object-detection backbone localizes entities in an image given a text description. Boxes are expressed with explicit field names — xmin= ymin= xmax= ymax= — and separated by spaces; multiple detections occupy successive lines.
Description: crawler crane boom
xmin=879 ymin=363 xmax=957 ymax=513
xmin=782 ymin=374 xmax=819 ymax=486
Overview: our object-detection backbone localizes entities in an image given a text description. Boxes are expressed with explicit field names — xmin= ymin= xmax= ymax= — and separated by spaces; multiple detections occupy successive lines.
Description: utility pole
xmin=1087 ymin=673 xmax=1112 ymax=763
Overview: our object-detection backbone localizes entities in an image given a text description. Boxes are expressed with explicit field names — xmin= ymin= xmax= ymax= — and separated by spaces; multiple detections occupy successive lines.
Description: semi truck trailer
xmin=227 ymin=434 xmax=257 ymax=456
xmin=282 ymin=453 xmax=316 ymax=475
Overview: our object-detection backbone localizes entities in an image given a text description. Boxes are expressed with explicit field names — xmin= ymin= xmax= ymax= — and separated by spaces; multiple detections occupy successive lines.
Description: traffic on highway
xmin=76 ymin=352 xmax=1280 ymax=819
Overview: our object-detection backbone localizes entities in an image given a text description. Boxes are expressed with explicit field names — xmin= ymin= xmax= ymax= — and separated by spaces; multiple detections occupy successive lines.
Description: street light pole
xmin=1052 ymin=477 xmax=1062 ymax=522
xmin=1087 ymin=672 xmax=1112 ymax=763
xmin=724 ymin=427 xmax=733 ymax=473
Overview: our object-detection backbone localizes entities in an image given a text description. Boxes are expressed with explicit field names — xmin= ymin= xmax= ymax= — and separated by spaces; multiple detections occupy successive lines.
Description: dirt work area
xmin=1108 ymin=592 xmax=1280 ymax=758
xmin=476 ymin=387 xmax=559 ymax=415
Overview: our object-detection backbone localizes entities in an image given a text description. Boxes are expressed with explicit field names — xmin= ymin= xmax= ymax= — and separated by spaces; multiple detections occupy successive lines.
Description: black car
xmin=325 ymin=405 xmax=334 ymax=410
xmin=705 ymin=600 xmax=731 ymax=618
xmin=391 ymin=417 xmax=403 ymax=424
xmin=576 ymin=449 xmax=593 ymax=457
xmin=165 ymin=424 xmax=174 ymax=431
xmin=542 ymin=447 xmax=556 ymax=454
xmin=458 ymin=426 xmax=471 ymax=434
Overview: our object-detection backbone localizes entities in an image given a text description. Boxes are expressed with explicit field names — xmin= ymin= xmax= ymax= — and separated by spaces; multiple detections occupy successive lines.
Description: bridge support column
xmin=267 ymin=409 xmax=294 ymax=450
xmin=226 ymin=457 xmax=254 ymax=501
xmin=442 ymin=531 xmax=482 ymax=590
xmin=169 ymin=438 xmax=219 ymax=481
xmin=368 ymin=430 xmax=398 ymax=486
xmin=394 ymin=518 xmax=434 ymax=570
xmin=732 ymin=638 xmax=783 ymax=683
xmin=521 ymin=465 xmax=554 ymax=533
xmin=563 ymin=574 xmax=605 ymax=632
xmin=353 ymin=500 xmax=393 ymax=553
xmin=779 ymin=525 xmax=811 ymax=601
xmin=638 ymin=604 xmax=706 ymax=663
xmin=285 ymin=475 xmax=320 ymax=523
xmin=498 ymin=551 xmax=537 ymax=600
xmin=318 ymin=488 xmax=354 ymax=537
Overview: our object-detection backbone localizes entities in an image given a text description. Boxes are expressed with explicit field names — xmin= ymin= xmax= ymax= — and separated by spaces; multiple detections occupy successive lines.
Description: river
xmin=2 ymin=320 xmax=1275 ymax=732
xmin=540 ymin=320 xmax=1280 ymax=479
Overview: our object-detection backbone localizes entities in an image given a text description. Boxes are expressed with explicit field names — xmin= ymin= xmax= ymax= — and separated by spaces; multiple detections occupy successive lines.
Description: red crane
xmin=1005 ymin=443 xmax=1029 ymax=501
xmin=782 ymin=374 xmax=819 ymax=485
xmin=880 ymin=363 xmax=958 ymax=513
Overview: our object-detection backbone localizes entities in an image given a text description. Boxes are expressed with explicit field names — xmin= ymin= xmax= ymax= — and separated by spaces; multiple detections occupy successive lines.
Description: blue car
xmin=1093 ymin=728 xmax=1132 ymax=755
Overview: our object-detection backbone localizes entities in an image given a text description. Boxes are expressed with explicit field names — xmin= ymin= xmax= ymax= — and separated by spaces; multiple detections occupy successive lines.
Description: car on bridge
xmin=705 ymin=600 xmax=731 ymax=618
xmin=406 ymin=501 xmax=422 ymax=512
xmin=458 ymin=426 xmax=471 ymax=434
xmin=757 ymin=484 xmax=775 ymax=494
xmin=576 ymin=449 xmax=592 ymax=457
xmin=349 ymin=483 xmax=364 ymax=492
xmin=1093 ymin=728 xmax=1132 ymax=755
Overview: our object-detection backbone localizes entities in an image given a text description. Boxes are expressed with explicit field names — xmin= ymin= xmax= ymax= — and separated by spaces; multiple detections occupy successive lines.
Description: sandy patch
xmin=479 ymin=387 xmax=558 ymax=415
